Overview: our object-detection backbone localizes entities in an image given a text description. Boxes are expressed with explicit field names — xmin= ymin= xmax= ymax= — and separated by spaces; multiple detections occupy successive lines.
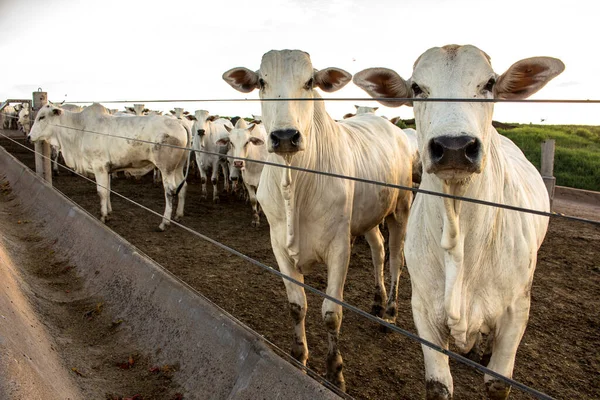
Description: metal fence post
xmin=32 ymin=90 xmax=52 ymax=184
xmin=541 ymin=139 xmax=556 ymax=208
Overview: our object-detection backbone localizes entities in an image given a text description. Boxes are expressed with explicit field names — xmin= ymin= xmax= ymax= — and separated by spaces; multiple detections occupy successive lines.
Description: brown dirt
xmin=1 ymin=135 xmax=599 ymax=400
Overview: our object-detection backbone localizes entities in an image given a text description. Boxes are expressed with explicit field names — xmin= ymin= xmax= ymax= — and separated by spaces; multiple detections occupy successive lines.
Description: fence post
xmin=32 ymin=90 xmax=52 ymax=184
xmin=541 ymin=139 xmax=556 ymax=208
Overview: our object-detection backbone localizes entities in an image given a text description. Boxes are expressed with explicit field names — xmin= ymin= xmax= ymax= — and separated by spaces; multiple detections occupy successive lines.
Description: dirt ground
xmin=1 ymin=135 xmax=599 ymax=400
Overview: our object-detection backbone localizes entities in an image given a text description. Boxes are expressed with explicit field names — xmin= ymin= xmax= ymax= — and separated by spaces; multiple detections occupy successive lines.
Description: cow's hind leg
xmin=484 ymin=297 xmax=531 ymax=400
xmin=364 ymin=227 xmax=386 ymax=318
xmin=211 ymin=161 xmax=220 ymax=203
xmin=174 ymin=168 xmax=187 ymax=222
xmin=158 ymin=171 xmax=176 ymax=231
xmin=94 ymin=168 xmax=110 ymax=223
xmin=383 ymin=193 xmax=411 ymax=325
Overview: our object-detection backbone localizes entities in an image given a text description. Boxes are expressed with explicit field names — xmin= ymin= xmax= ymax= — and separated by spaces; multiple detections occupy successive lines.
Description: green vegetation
xmin=392 ymin=120 xmax=600 ymax=191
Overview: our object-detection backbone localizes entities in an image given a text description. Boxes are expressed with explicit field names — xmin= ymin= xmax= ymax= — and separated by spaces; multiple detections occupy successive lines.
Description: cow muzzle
xmin=233 ymin=160 xmax=244 ymax=169
xmin=428 ymin=135 xmax=482 ymax=177
xmin=269 ymin=129 xmax=303 ymax=154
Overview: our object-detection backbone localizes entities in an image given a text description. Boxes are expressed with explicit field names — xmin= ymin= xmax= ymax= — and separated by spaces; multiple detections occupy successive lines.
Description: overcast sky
xmin=0 ymin=0 xmax=597 ymax=124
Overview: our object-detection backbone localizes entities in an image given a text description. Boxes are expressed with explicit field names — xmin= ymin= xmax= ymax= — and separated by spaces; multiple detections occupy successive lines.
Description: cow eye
xmin=259 ymin=78 xmax=266 ymax=89
xmin=39 ymin=116 xmax=45 ymax=121
xmin=304 ymin=78 xmax=314 ymax=90
xmin=484 ymin=78 xmax=496 ymax=92
xmin=411 ymin=82 xmax=423 ymax=97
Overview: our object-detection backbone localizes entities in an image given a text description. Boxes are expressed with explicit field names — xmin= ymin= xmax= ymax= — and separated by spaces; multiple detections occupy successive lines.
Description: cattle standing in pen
xmin=188 ymin=110 xmax=233 ymax=203
xmin=217 ymin=119 xmax=268 ymax=226
xmin=223 ymin=49 xmax=414 ymax=391
xmin=28 ymin=103 xmax=190 ymax=231
xmin=354 ymin=44 xmax=564 ymax=400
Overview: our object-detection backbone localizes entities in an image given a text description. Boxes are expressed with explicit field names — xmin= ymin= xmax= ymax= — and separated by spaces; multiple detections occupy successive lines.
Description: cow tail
xmin=176 ymin=123 xmax=193 ymax=196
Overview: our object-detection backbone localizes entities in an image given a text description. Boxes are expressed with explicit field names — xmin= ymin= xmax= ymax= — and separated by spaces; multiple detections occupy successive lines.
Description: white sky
xmin=1 ymin=0 xmax=597 ymax=124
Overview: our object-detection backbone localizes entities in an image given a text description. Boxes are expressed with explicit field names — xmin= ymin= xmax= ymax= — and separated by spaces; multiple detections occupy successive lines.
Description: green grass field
xmin=498 ymin=124 xmax=600 ymax=191
xmin=394 ymin=120 xmax=600 ymax=191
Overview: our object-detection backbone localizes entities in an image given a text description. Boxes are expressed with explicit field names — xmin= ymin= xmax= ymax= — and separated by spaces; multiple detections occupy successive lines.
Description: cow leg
xmin=246 ymin=183 xmax=260 ymax=227
xmin=221 ymin=162 xmax=230 ymax=194
xmin=52 ymin=147 xmax=60 ymax=176
xmin=174 ymin=169 xmax=187 ymax=222
xmin=413 ymin=297 xmax=453 ymax=399
xmin=153 ymin=168 xmax=162 ymax=186
xmin=322 ymin=242 xmax=351 ymax=392
xmin=200 ymin=167 xmax=208 ymax=200
xmin=159 ymin=172 xmax=176 ymax=231
xmin=364 ymin=227 xmax=386 ymax=318
xmin=272 ymin=245 xmax=309 ymax=367
xmin=211 ymin=162 xmax=220 ymax=203
xmin=107 ymin=173 xmax=113 ymax=214
xmin=94 ymin=169 xmax=110 ymax=223
xmin=484 ymin=297 xmax=531 ymax=400
xmin=383 ymin=194 xmax=411 ymax=325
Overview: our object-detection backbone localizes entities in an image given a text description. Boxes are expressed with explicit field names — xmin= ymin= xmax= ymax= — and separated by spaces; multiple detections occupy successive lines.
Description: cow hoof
xmin=426 ymin=380 xmax=451 ymax=400
xmin=485 ymin=379 xmax=511 ymax=400
xmin=100 ymin=216 xmax=106 ymax=223
xmin=173 ymin=215 xmax=182 ymax=222
xmin=157 ymin=224 xmax=167 ymax=232
xmin=371 ymin=304 xmax=384 ymax=318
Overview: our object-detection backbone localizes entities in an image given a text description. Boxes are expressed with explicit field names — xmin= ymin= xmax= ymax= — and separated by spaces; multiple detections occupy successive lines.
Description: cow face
xmin=28 ymin=104 xmax=62 ymax=146
xmin=218 ymin=124 xmax=264 ymax=170
xmin=133 ymin=104 xmax=145 ymax=116
xmin=354 ymin=44 xmax=564 ymax=183
xmin=223 ymin=50 xmax=351 ymax=160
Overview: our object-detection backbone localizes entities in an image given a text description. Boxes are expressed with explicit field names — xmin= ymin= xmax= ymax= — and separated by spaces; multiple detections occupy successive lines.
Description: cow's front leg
xmin=159 ymin=171 xmax=175 ymax=231
xmin=272 ymin=245 xmax=309 ymax=367
xmin=322 ymin=241 xmax=351 ymax=392
xmin=94 ymin=168 xmax=110 ymax=223
xmin=413 ymin=295 xmax=453 ymax=399
xmin=174 ymin=168 xmax=187 ymax=222
xmin=107 ymin=173 xmax=113 ymax=214
xmin=246 ymin=183 xmax=260 ymax=227
xmin=484 ymin=296 xmax=531 ymax=400
xmin=211 ymin=161 xmax=220 ymax=203
xmin=221 ymin=161 xmax=230 ymax=194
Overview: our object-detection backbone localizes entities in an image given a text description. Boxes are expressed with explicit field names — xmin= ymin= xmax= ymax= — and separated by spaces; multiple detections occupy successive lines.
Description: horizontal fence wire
xmin=6 ymin=114 xmax=595 ymax=227
xmin=49 ymin=98 xmax=600 ymax=104
xmin=0 ymin=131 xmax=556 ymax=400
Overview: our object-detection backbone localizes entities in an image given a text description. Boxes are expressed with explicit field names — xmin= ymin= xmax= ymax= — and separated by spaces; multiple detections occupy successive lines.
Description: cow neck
xmin=432 ymin=128 xmax=505 ymax=344
xmin=279 ymin=97 xmax=339 ymax=265
xmin=53 ymin=110 xmax=86 ymax=171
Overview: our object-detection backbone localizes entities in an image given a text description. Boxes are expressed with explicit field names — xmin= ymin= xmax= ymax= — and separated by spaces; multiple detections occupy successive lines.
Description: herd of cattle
xmin=4 ymin=44 xmax=566 ymax=399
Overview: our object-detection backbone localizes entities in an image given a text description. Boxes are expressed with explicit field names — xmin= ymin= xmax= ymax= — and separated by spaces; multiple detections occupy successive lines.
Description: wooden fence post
xmin=32 ymin=90 xmax=52 ymax=184
xmin=541 ymin=139 xmax=556 ymax=208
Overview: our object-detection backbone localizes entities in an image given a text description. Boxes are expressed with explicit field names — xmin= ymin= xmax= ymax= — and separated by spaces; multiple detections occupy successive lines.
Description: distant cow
xmin=217 ymin=120 xmax=268 ymax=226
xmin=28 ymin=104 xmax=190 ymax=231
xmin=223 ymin=49 xmax=414 ymax=391
xmin=354 ymin=44 xmax=564 ymax=399
xmin=189 ymin=110 xmax=233 ymax=202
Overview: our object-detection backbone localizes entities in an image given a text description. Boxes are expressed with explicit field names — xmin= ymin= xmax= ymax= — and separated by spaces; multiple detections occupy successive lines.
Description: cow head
xmin=133 ymin=104 xmax=145 ymax=116
xmin=354 ymin=44 xmax=564 ymax=183
xmin=28 ymin=104 xmax=62 ymax=146
xmin=223 ymin=50 xmax=351 ymax=160
xmin=217 ymin=124 xmax=265 ymax=170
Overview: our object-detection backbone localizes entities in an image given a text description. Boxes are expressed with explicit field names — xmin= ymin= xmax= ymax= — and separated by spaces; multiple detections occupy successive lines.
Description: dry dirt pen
xmin=1 ymin=134 xmax=599 ymax=399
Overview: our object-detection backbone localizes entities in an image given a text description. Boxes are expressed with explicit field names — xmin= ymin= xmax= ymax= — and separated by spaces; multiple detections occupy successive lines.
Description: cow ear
xmin=314 ymin=67 xmax=352 ymax=93
xmin=373 ymin=107 xmax=379 ymax=111
xmin=223 ymin=67 xmax=260 ymax=93
xmin=188 ymin=115 xmax=197 ymax=121
xmin=354 ymin=105 xmax=359 ymax=110
xmin=183 ymin=111 xmax=189 ymax=115
xmin=343 ymin=113 xmax=355 ymax=119
xmin=207 ymin=115 xmax=218 ymax=122
xmin=248 ymin=136 xmax=264 ymax=146
xmin=247 ymin=123 xmax=256 ymax=132
xmin=353 ymin=67 xmax=412 ymax=107
xmin=224 ymin=125 xmax=232 ymax=133
xmin=52 ymin=108 xmax=62 ymax=116
xmin=170 ymin=110 xmax=175 ymax=114
xmin=495 ymin=57 xmax=565 ymax=100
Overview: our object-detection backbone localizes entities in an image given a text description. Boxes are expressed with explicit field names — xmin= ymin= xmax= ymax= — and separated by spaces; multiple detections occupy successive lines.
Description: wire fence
xmin=0 ymin=131 xmax=557 ymax=400
xmin=1 ymin=94 xmax=597 ymax=399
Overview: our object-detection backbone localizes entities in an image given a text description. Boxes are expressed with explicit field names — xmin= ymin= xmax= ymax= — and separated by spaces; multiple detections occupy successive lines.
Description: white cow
xmin=3 ymin=105 xmax=17 ymax=129
xmin=189 ymin=110 xmax=233 ymax=202
xmin=217 ymin=120 xmax=268 ymax=226
xmin=17 ymin=103 xmax=31 ymax=134
xmin=28 ymin=104 xmax=190 ymax=231
xmin=354 ymin=44 xmax=564 ymax=399
xmin=223 ymin=50 xmax=414 ymax=391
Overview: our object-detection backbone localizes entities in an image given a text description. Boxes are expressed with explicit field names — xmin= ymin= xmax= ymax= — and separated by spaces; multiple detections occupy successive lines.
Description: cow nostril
xmin=465 ymin=140 xmax=480 ymax=160
xmin=270 ymin=133 xmax=280 ymax=148
xmin=429 ymin=140 xmax=444 ymax=161
xmin=291 ymin=132 xmax=301 ymax=147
